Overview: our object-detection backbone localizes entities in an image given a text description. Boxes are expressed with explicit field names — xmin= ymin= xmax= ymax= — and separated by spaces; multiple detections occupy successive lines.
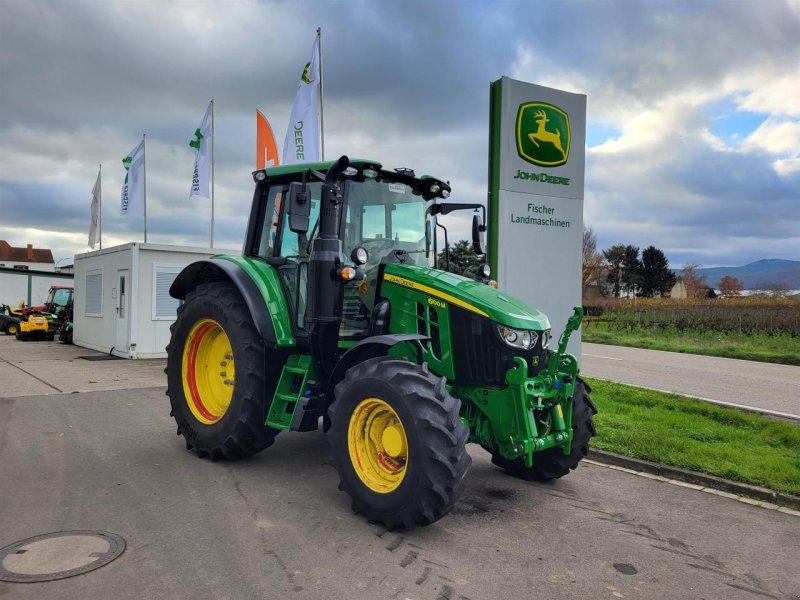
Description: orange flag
xmin=256 ymin=110 xmax=280 ymax=169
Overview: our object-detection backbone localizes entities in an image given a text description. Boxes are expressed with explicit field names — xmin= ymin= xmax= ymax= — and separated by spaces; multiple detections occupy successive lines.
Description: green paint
xmin=383 ymin=263 xmax=550 ymax=331
xmin=26 ymin=274 xmax=32 ymax=305
xmin=267 ymin=354 xmax=314 ymax=430
xmin=189 ymin=127 xmax=203 ymax=149
xmin=0 ymin=267 xmax=75 ymax=280
xmin=213 ymin=254 xmax=296 ymax=347
xmin=488 ymin=79 xmax=503 ymax=278
xmin=515 ymin=101 xmax=571 ymax=167
xmin=300 ymin=61 xmax=313 ymax=84
xmin=452 ymin=312 xmax=582 ymax=467
xmin=122 ymin=156 xmax=132 ymax=184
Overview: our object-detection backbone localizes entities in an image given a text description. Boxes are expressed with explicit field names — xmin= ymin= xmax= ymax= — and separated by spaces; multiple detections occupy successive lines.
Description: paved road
xmin=582 ymin=343 xmax=800 ymax=419
xmin=1 ymin=387 xmax=798 ymax=599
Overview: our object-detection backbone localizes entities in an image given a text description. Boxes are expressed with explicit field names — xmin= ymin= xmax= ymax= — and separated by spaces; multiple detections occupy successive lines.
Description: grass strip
xmin=585 ymin=377 xmax=800 ymax=496
xmin=583 ymin=326 xmax=800 ymax=366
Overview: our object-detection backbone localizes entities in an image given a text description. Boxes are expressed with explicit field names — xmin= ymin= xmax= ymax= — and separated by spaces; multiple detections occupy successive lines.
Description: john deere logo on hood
xmin=516 ymin=102 xmax=570 ymax=167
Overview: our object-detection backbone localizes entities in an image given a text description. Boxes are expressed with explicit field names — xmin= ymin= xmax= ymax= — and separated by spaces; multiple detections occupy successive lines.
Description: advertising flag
xmin=190 ymin=101 xmax=213 ymax=198
xmin=283 ymin=35 xmax=321 ymax=165
xmin=256 ymin=110 xmax=280 ymax=169
xmin=120 ymin=139 xmax=145 ymax=217
xmin=89 ymin=167 xmax=101 ymax=247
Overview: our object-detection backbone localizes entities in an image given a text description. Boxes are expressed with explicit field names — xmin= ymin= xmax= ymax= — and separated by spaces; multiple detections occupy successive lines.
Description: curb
xmin=588 ymin=449 xmax=800 ymax=511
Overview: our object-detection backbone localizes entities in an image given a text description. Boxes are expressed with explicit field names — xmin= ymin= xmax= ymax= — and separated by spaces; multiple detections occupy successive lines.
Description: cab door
xmin=274 ymin=183 xmax=321 ymax=336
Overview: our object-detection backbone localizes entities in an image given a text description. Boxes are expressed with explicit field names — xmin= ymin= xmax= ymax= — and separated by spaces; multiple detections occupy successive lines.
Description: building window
xmin=152 ymin=266 xmax=182 ymax=319
xmin=13 ymin=265 xmax=29 ymax=270
xmin=85 ymin=270 xmax=103 ymax=316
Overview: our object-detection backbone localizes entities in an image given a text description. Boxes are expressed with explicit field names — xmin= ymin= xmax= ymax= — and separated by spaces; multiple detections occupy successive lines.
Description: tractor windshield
xmin=51 ymin=288 xmax=72 ymax=308
xmin=343 ymin=178 xmax=433 ymax=268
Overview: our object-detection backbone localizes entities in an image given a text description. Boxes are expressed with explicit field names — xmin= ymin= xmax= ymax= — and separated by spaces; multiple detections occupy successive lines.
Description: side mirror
xmin=286 ymin=181 xmax=311 ymax=234
xmin=472 ymin=214 xmax=486 ymax=256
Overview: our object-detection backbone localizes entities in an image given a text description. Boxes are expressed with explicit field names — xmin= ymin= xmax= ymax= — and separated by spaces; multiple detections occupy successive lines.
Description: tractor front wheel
xmin=490 ymin=378 xmax=597 ymax=481
xmin=166 ymin=281 xmax=282 ymax=460
xmin=328 ymin=357 xmax=471 ymax=529
xmin=4 ymin=323 xmax=17 ymax=336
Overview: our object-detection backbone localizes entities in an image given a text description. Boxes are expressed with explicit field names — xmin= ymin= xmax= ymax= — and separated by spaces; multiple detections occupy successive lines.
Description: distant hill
xmin=678 ymin=259 xmax=800 ymax=290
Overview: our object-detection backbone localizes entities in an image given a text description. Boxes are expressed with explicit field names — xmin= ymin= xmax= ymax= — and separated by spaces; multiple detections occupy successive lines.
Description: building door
xmin=115 ymin=269 xmax=129 ymax=354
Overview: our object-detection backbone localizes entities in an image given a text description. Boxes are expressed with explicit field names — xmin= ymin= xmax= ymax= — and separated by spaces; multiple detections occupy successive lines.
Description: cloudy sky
xmin=1 ymin=0 xmax=798 ymax=268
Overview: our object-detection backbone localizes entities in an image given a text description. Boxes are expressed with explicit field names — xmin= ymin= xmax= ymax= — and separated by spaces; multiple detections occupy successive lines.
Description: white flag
xmin=120 ymin=139 xmax=145 ymax=217
xmin=283 ymin=35 xmax=321 ymax=165
xmin=190 ymin=102 xmax=212 ymax=198
xmin=89 ymin=168 xmax=100 ymax=248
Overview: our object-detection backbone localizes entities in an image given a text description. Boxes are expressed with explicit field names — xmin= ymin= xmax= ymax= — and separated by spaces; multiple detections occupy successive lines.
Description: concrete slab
xmin=1 ymin=388 xmax=798 ymax=599
xmin=0 ymin=335 xmax=165 ymax=397
xmin=0 ymin=361 xmax=55 ymax=397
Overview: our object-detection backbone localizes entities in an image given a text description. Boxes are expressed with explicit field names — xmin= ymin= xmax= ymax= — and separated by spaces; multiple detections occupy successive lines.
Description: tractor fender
xmin=323 ymin=333 xmax=429 ymax=430
xmin=170 ymin=259 xmax=276 ymax=345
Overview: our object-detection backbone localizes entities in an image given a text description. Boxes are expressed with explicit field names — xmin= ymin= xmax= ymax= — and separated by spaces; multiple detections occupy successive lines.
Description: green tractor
xmin=166 ymin=156 xmax=595 ymax=528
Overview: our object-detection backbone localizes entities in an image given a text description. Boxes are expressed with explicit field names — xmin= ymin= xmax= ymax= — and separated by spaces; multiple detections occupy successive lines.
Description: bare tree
xmin=582 ymin=226 xmax=603 ymax=295
xmin=681 ymin=263 xmax=708 ymax=298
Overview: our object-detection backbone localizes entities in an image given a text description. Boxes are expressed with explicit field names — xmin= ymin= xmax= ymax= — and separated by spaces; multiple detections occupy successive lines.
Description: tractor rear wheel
xmin=166 ymin=281 xmax=282 ymax=460
xmin=490 ymin=378 xmax=596 ymax=481
xmin=4 ymin=323 xmax=17 ymax=336
xmin=328 ymin=356 xmax=471 ymax=529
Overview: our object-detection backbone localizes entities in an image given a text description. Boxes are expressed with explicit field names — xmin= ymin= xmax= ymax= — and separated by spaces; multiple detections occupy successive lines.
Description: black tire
xmin=166 ymin=281 xmax=282 ymax=460
xmin=328 ymin=356 xmax=471 ymax=529
xmin=490 ymin=378 xmax=597 ymax=481
xmin=47 ymin=333 xmax=55 ymax=341
xmin=4 ymin=323 xmax=17 ymax=336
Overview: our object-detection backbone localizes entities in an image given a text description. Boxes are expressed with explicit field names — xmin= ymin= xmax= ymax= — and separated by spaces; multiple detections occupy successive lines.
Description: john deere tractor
xmin=166 ymin=156 xmax=595 ymax=528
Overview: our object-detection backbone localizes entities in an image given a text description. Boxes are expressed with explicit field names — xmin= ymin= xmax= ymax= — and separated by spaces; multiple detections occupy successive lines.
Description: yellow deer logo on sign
xmin=528 ymin=110 xmax=566 ymax=161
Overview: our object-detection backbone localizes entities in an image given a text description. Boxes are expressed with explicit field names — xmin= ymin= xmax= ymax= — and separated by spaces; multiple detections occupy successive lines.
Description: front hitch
xmin=460 ymin=307 xmax=583 ymax=467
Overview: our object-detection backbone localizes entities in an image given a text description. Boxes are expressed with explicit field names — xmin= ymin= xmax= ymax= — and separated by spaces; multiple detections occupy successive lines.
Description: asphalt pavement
xmin=1 ymin=385 xmax=798 ymax=599
xmin=582 ymin=342 xmax=800 ymax=420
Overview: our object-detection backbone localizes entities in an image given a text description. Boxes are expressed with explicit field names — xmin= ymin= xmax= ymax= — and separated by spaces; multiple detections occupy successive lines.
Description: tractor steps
xmin=266 ymin=354 xmax=315 ymax=431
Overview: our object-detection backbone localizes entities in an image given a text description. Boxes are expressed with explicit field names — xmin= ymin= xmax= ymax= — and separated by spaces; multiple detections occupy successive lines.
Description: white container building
xmin=73 ymin=243 xmax=230 ymax=359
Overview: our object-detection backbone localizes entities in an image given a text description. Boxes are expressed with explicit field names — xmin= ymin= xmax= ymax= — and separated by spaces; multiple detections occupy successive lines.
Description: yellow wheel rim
xmin=8 ymin=324 xmax=17 ymax=334
xmin=348 ymin=398 xmax=408 ymax=493
xmin=181 ymin=319 xmax=235 ymax=425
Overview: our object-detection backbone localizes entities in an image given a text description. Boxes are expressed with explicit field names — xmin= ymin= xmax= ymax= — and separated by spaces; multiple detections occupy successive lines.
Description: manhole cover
xmin=0 ymin=531 xmax=125 ymax=583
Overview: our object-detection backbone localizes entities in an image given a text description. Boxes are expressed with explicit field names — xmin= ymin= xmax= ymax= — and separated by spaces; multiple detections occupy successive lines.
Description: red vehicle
xmin=21 ymin=286 xmax=74 ymax=316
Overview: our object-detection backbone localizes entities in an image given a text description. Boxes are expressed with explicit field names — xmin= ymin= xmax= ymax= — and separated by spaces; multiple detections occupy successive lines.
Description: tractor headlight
xmin=541 ymin=329 xmax=551 ymax=349
xmin=496 ymin=325 xmax=538 ymax=350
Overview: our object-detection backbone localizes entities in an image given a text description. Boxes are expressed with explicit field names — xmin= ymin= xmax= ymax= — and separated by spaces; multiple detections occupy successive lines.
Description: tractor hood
xmin=382 ymin=263 xmax=550 ymax=331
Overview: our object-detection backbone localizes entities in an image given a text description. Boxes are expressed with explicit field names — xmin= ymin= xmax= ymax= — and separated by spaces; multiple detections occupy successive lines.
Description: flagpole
xmin=317 ymin=27 xmax=325 ymax=161
xmin=210 ymin=99 xmax=215 ymax=248
xmin=99 ymin=163 xmax=103 ymax=250
xmin=143 ymin=133 xmax=148 ymax=243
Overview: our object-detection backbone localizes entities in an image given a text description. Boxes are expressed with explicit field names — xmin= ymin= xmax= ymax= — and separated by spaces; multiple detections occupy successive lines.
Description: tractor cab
xmin=44 ymin=286 xmax=74 ymax=315
xmin=244 ymin=160 xmax=445 ymax=342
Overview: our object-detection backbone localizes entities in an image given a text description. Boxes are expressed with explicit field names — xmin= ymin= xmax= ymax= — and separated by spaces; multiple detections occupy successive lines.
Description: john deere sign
xmin=488 ymin=77 xmax=587 ymax=357
xmin=516 ymin=102 xmax=571 ymax=167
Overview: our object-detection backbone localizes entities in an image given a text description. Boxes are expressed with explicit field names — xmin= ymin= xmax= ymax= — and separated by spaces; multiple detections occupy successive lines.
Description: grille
xmin=449 ymin=305 xmax=548 ymax=387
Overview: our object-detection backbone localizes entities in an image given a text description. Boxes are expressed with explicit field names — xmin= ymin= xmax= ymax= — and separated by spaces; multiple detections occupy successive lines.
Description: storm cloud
xmin=0 ymin=0 xmax=798 ymax=267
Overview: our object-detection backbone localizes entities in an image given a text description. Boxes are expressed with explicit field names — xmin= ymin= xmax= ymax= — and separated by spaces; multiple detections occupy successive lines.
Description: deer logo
xmin=529 ymin=110 xmax=565 ymax=160
xmin=516 ymin=102 xmax=571 ymax=167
